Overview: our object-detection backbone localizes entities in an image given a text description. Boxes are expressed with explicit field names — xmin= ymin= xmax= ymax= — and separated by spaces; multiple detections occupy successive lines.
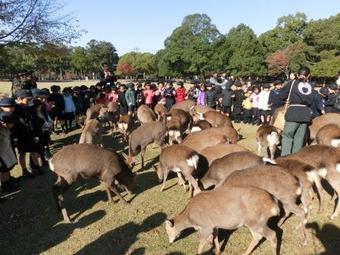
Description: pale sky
xmin=63 ymin=0 xmax=340 ymax=55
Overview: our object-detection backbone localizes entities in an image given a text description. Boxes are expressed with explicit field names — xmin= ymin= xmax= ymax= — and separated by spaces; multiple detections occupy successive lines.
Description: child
xmin=62 ymin=87 xmax=76 ymax=132
xmin=205 ymin=83 xmax=217 ymax=109
xmin=118 ymin=84 xmax=129 ymax=115
xmin=268 ymin=80 xmax=284 ymax=116
xmin=187 ymin=82 xmax=199 ymax=101
xmin=154 ymin=82 xmax=166 ymax=105
xmin=125 ymin=83 xmax=136 ymax=114
xmin=0 ymin=111 xmax=19 ymax=192
xmin=135 ymin=83 xmax=145 ymax=107
xmin=258 ymin=83 xmax=271 ymax=124
xmin=197 ymin=84 xmax=206 ymax=106
xmin=219 ymin=83 xmax=233 ymax=116
xmin=143 ymin=83 xmax=154 ymax=107
xmin=232 ymin=81 xmax=244 ymax=123
xmin=250 ymin=86 xmax=260 ymax=125
xmin=242 ymin=90 xmax=252 ymax=124
xmin=164 ymin=82 xmax=176 ymax=110
xmin=175 ymin=81 xmax=186 ymax=103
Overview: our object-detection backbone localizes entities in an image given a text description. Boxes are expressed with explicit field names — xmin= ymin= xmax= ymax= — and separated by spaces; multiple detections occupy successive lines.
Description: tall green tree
xmin=225 ymin=24 xmax=266 ymax=76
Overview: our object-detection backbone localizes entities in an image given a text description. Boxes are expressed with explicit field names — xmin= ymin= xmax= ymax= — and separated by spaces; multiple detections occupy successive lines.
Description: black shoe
xmin=22 ymin=169 xmax=34 ymax=179
xmin=2 ymin=181 xmax=20 ymax=193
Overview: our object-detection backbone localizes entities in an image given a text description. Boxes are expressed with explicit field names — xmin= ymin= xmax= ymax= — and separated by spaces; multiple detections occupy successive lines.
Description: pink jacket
xmin=143 ymin=89 xmax=154 ymax=104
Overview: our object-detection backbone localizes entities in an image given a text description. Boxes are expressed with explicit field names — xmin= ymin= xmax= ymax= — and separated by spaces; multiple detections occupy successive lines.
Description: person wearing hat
xmin=12 ymin=90 xmax=42 ymax=178
xmin=175 ymin=81 xmax=186 ymax=104
xmin=324 ymin=83 xmax=340 ymax=113
xmin=268 ymin=80 xmax=284 ymax=116
xmin=0 ymin=97 xmax=16 ymax=113
xmin=125 ymin=83 xmax=136 ymax=114
xmin=0 ymin=112 xmax=20 ymax=193
xmin=280 ymin=66 xmax=314 ymax=156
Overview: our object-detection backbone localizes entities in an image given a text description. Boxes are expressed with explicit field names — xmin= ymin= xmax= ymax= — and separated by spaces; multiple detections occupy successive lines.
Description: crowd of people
xmin=1 ymin=66 xmax=340 ymax=194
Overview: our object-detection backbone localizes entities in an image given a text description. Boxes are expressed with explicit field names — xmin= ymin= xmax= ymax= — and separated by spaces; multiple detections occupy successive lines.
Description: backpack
xmin=334 ymin=95 xmax=340 ymax=111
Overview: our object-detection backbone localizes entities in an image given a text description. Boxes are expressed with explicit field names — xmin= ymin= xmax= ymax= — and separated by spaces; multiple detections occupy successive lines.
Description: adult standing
xmin=280 ymin=67 xmax=314 ymax=156
xmin=100 ymin=63 xmax=117 ymax=88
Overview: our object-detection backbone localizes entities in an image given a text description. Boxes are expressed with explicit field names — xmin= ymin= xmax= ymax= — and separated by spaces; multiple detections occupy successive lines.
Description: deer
xmin=182 ymin=127 xmax=239 ymax=153
xmin=166 ymin=109 xmax=193 ymax=144
xmin=198 ymin=110 xmax=233 ymax=128
xmin=222 ymin=165 xmax=309 ymax=245
xmin=136 ymin=104 xmax=157 ymax=124
xmin=285 ymin=145 xmax=340 ymax=219
xmin=127 ymin=121 xmax=167 ymax=170
xmin=315 ymin=123 xmax=340 ymax=147
xmin=165 ymin=185 xmax=280 ymax=255
xmin=308 ymin=113 xmax=340 ymax=143
xmin=49 ymin=144 xmax=136 ymax=223
xmin=170 ymin=99 xmax=196 ymax=113
xmin=191 ymin=120 xmax=212 ymax=132
xmin=79 ymin=118 xmax=104 ymax=146
xmin=153 ymin=144 xmax=200 ymax=196
xmin=200 ymin=151 xmax=270 ymax=190
xmin=154 ymin=103 xmax=168 ymax=122
xmin=256 ymin=124 xmax=281 ymax=161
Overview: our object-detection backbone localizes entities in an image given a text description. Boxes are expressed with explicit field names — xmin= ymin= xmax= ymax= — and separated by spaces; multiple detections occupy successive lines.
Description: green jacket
xmin=125 ymin=88 xmax=136 ymax=106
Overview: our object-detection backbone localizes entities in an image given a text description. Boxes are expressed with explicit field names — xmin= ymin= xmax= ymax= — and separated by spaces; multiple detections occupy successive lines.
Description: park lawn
xmin=1 ymin=122 xmax=339 ymax=255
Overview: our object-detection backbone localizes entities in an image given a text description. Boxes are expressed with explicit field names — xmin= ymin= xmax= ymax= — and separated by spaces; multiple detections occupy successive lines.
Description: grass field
xmin=0 ymin=81 xmax=339 ymax=255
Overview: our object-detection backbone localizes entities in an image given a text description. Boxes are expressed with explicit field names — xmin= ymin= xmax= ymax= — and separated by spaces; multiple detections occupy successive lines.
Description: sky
xmin=63 ymin=0 xmax=340 ymax=55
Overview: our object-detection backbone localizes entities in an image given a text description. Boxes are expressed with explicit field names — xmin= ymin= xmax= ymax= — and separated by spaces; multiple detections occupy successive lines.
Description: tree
xmin=70 ymin=47 xmax=90 ymax=77
xmin=86 ymin=40 xmax=119 ymax=77
xmin=311 ymin=56 xmax=340 ymax=78
xmin=0 ymin=0 xmax=81 ymax=47
xmin=117 ymin=63 xmax=135 ymax=77
xmin=161 ymin=14 xmax=221 ymax=77
xmin=225 ymin=24 xmax=266 ymax=76
xmin=116 ymin=52 xmax=156 ymax=78
xmin=259 ymin=12 xmax=307 ymax=55
xmin=266 ymin=51 xmax=289 ymax=76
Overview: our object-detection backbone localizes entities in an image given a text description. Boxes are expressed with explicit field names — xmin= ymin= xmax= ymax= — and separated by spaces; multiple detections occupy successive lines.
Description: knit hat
xmin=0 ymin=97 xmax=16 ymax=107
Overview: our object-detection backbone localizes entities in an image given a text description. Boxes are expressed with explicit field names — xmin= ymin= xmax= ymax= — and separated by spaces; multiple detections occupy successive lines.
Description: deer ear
xmin=165 ymin=219 xmax=174 ymax=228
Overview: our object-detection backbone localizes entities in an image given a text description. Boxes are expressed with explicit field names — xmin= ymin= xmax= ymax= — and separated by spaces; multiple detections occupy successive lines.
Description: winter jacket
xmin=233 ymin=90 xmax=244 ymax=107
xmin=0 ymin=127 xmax=17 ymax=169
xmin=220 ymin=88 xmax=233 ymax=107
xmin=175 ymin=87 xmax=186 ymax=103
xmin=197 ymin=91 xmax=206 ymax=106
xmin=63 ymin=95 xmax=76 ymax=113
xmin=205 ymin=89 xmax=217 ymax=108
xmin=118 ymin=92 xmax=128 ymax=115
xmin=280 ymin=80 xmax=314 ymax=123
xmin=143 ymin=89 xmax=154 ymax=105
xmin=125 ymin=88 xmax=136 ymax=106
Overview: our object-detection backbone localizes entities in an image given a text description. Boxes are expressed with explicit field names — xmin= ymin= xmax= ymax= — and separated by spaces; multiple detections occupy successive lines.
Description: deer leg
xmin=326 ymin=171 xmax=340 ymax=219
xmin=197 ymin=229 xmax=213 ymax=255
xmin=53 ymin=176 xmax=71 ymax=223
xmin=213 ymin=229 xmax=221 ymax=255
xmin=286 ymin=203 xmax=308 ymax=246
xmin=183 ymin=172 xmax=201 ymax=196
xmin=176 ymin=172 xmax=187 ymax=190
xmin=242 ymin=230 xmax=263 ymax=255
xmin=312 ymin=173 xmax=324 ymax=212
xmin=269 ymin=145 xmax=276 ymax=161
xmin=160 ymin=170 xmax=169 ymax=192
xmin=140 ymin=147 xmax=146 ymax=170
xmin=104 ymin=182 xmax=113 ymax=203
xmin=109 ymin=185 xmax=129 ymax=205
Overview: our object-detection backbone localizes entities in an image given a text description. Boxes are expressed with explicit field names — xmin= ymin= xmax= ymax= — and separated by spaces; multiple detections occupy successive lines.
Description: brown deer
xmin=49 ymin=144 xmax=135 ymax=223
xmin=256 ymin=125 xmax=281 ymax=160
xmin=315 ymin=123 xmax=340 ymax=147
xmin=165 ymin=185 xmax=280 ymax=255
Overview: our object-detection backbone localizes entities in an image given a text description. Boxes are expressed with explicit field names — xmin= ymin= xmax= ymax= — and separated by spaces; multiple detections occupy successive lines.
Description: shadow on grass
xmin=307 ymin=222 xmax=340 ymax=255
xmin=73 ymin=212 xmax=167 ymax=255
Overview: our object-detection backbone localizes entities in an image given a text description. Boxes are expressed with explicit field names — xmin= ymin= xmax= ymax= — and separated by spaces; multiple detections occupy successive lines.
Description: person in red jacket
xmin=175 ymin=81 xmax=186 ymax=103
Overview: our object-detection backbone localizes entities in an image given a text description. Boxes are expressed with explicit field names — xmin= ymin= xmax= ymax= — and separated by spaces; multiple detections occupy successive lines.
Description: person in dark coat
xmin=310 ymin=88 xmax=325 ymax=119
xmin=118 ymin=84 xmax=129 ymax=115
xmin=280 ymin=67 xmax=314 ymax=156
xmin=219 ymin=83 xmax=233 ymax=116
xmin=164 ymin=82 xmax=176 ymax=110
xmin=232 ymin=81 xmax=244 ymax=123
xmin=100 ymin=63 xmax=117 ymax=87
xmin=12 ymin=90 xmax=42 ymax=178
xmin=205 ymin=83 xmax=217 ymax=109
xmin=268 ymin=80 xmax=284 ymax=115
xmin=324 ymin=83 xmax=339 ymax=113
xmin=48 ymin=85 xmax=65 ymax=132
